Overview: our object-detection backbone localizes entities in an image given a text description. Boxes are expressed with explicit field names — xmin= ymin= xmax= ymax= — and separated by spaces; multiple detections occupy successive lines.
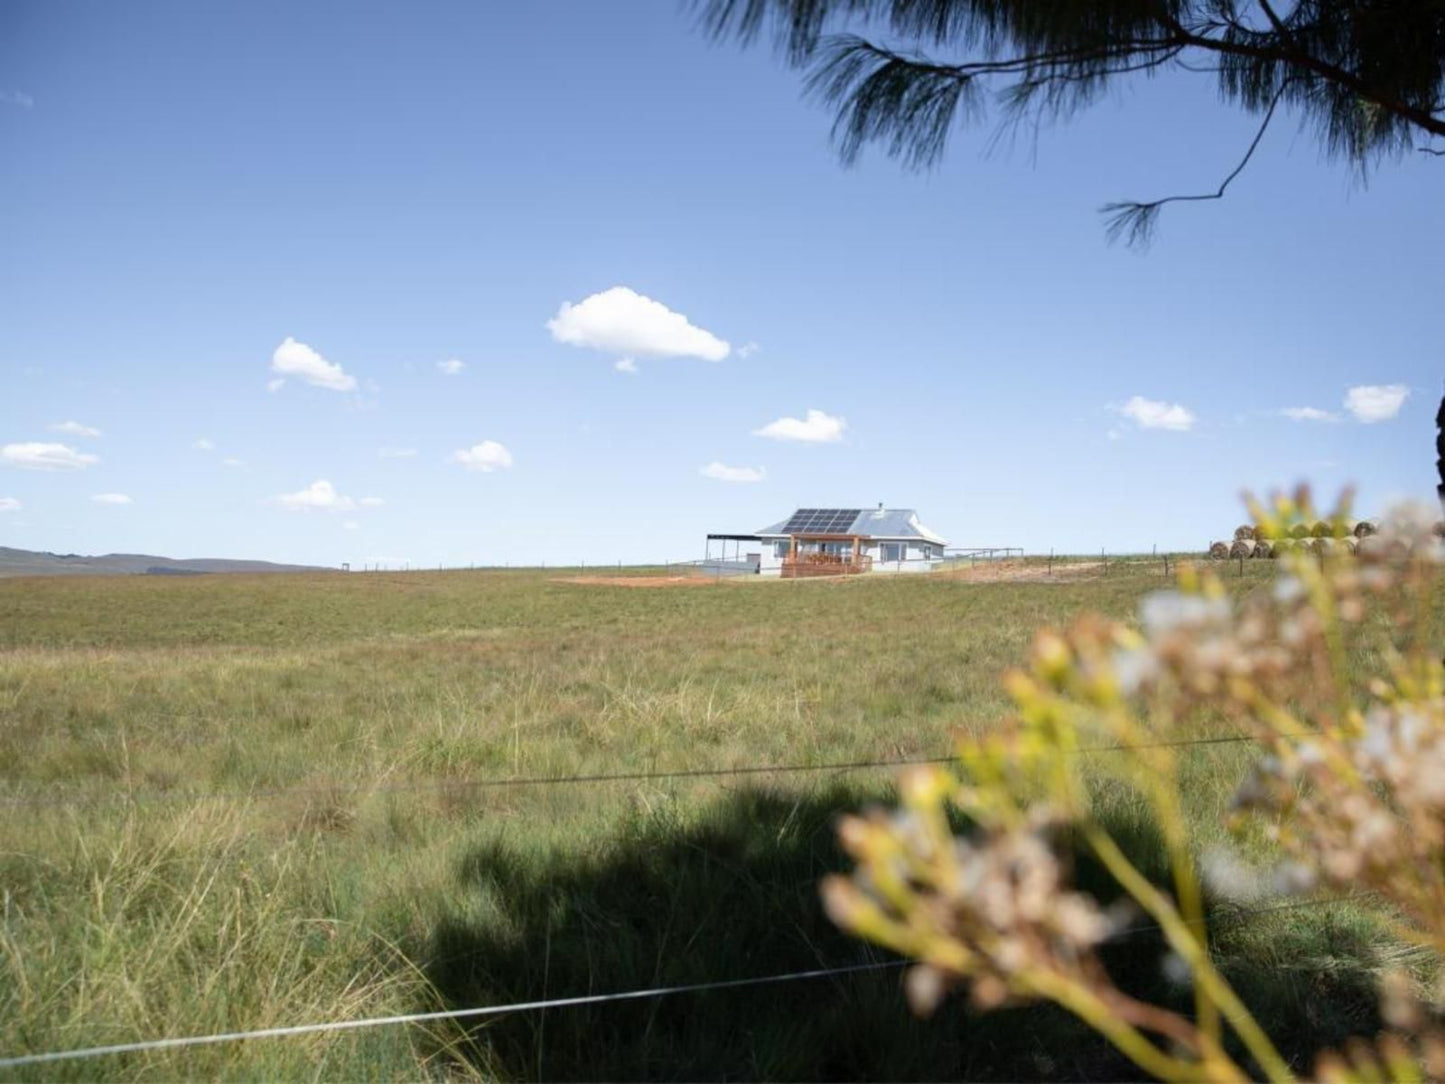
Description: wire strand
xmin=0 ymin=961 xmax=903 ymax=1069
xmin=0 ymin=734 xmax=1255 ymax=810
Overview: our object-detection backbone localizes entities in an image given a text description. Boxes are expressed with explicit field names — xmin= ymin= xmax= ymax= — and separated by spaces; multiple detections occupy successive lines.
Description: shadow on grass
xmin=421 ymin=783 xmax=1383 ymax=1081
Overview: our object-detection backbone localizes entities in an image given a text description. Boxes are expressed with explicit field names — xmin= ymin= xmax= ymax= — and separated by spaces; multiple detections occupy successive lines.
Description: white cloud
xmin=452 ymin=441 xmax=514 ymax=472
xmin=753 ymin=409 xmax=846 ymax=443
xmin=1344 ymin=384 xmax=1408 ymax=423
xmin=0 ymin=497 xmax=20 ymax=512
xmin=194 ymin=438 xmax=215 ymax=451
xmin=222 ymin=457 xmax=245 ymax=468
xmin=615 ymin=357 xmax=639 ymax=374
xmin=0 ymin=91 xmax=34 ymax=109
xmin=1117 ymin=395 xmax=1196 ymax=432
xmin=272 ymin=479 xmax=383 ymax=513
xmin=1281 ymin=407 xmax=1341 ymax=422
xmin=379 ymin=447 xmax=418 ymax=459
xmin=737 ymin=341 xmax=760 ymax=358
xmin=269 ymin=337 xmax=358 ymax=393
xmin=1 ymin=442 xmax=100 ymax=471
xmin=437 ymin=358 xmax=466 ymax=375
xmin=91 ymin=493 xmax=132 ymax=505
xmin=547 ymin=286 xmax=730 ymax=362
xmin=700 ymin=462 xmax=766 ymax=483
xmin=49 ymin=420 xmax=102 ymax=438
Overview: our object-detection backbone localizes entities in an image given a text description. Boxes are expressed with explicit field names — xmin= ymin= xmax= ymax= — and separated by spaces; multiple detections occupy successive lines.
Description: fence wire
xmin=0 ymin=893 xmax=1372 ymax=1069
xmin=0 ymin=734 xmax=1257 ymax=811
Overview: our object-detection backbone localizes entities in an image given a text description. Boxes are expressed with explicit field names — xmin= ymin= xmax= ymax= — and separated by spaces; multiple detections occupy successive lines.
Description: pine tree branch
xmin=1101 ymin=85 xmax=1284 ymax=247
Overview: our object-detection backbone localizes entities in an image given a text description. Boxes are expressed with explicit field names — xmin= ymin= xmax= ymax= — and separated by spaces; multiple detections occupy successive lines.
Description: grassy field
xmin=0 ymin=563 xmax=1409 ymax=1079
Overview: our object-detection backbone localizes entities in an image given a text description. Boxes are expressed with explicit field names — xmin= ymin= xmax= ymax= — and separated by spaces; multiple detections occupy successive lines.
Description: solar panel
xmin=781 ymin=508 xmax=862 ymax=534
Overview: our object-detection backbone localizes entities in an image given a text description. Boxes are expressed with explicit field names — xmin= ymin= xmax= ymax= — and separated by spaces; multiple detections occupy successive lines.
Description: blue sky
xmin=1 ymin=0 xmax=1439 ymax=567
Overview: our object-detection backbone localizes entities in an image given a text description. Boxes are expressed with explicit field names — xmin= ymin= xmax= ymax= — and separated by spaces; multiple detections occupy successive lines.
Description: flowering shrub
xmin=823 ymin=488 xmax=1444 ymax=1082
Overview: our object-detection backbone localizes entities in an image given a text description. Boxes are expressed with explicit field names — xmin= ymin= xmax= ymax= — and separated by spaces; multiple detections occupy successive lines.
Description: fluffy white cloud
xmin=379 ymin=447 xmax=418 ymax=459
xmin=700 ymin=462 xmax=766 ymax=483
xmin=452 ymin=441 xmax=514 ymax=472
xmin=272 ymin=479 xmax=383 ymax=513
xmin=1 ymin=442 xmax=99 ymax=470
xmin=437 ymin=358 xmax=466 ymax=375
xmin=269 ymin=337 xmax=358 ymax=392
xmin=547 ymin=287 xmax=730 ymax=361
xmin=1345 ymin=384 xmax=1408 ymax=423
xmin=753 ymin=409 xmax=846 ymax=443
xmin=194 ymin=438 xmax=215 ymax=451
xmin=1117 ymin=395 xmax=1196 ymax=432
xmin=49 ymin=420 xmax=102 ymax=438
xmin=91 ymin=493 xmax=132 ymax=505
xmin=737 ymin=341 xmax=760 ymax=359
xmin=0 ymin=497 xmax=20 ymax=512
xmin=1281 ymin=407 xmax=1340 ymax=422
xmin=614 ymin=357 xmax=639 ymax=374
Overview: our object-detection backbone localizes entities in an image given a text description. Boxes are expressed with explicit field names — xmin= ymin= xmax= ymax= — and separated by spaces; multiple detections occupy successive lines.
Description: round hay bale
xmin=1341 ymin=537 xmax=1358 ymax=555
xmin=1353 ymin=519 xmax=1378 ymax=539
xmin=1208 ymin=541 xmax=1230 ymax=560
xmin=1229 ymin=539 xmax=1256 ymax=559
xmin=1306 ymin=537 xmax=1328 ymax=555
xmin=1310 ymin=520 xmax=1332 ymax=539
xmin=1434 ymin=521 xmax=1445 ymax=539
xmin=1253 ymin=538 xmax=1274 ymax=559
xmin=1271 ymin=538 xmax=1294 ymax=556
xmin=1356 ymin=535 xmax=1387 ymax=560
xmin=1289 ymin=522 xmax=1311 ymax=540
xmin=1233 ymin=524 xmax=1256 ymax=541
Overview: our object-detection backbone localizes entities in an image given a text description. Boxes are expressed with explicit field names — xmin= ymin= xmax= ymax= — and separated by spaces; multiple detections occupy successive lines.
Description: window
xmin=774 ymin=541 xmax=789 ymax=559
xmin=880 ymin=542 xmax=904 ymax=562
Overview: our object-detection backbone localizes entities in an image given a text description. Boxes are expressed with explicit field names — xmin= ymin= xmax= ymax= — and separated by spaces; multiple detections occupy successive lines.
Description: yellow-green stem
xmin=1082 ymin=824 xmax=1295 ymax=1084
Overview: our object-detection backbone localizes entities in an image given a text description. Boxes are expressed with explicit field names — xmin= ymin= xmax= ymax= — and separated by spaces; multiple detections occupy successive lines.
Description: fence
xmin=342 ymin=547 xmax=1245 ymax=579
xmin=0 ymin=728 xmax=1367 ymax=1068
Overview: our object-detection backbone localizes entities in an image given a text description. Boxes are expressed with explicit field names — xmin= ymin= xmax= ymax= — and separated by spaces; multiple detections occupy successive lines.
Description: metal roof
xmin=755 ymin=507 xmax=947 ymax=545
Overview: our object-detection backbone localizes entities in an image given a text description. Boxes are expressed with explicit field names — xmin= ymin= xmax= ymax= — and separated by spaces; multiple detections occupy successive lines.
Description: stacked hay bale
xmin=1207 ymin=519 xmax=1377 ymax=559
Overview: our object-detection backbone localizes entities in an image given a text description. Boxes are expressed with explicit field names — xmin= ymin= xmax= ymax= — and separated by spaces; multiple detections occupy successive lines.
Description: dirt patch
xmin=940 ymin=560 xmax=1103 ymax=583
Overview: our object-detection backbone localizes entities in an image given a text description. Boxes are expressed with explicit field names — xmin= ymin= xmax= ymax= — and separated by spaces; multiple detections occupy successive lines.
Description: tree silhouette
xmin=696 ymin=0 xmax=1445 ymax=244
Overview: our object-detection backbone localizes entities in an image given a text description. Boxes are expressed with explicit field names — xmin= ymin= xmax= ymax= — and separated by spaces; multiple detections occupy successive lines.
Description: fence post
xmin=1049 ymin=548 xmax=1054 ymax=576
xmin=1238 ymin=554 xmax=1244 ymax=577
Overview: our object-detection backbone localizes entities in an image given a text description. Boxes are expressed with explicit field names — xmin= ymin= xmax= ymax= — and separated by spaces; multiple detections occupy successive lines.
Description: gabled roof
xmin=756 ymin=508 xmax=947 ymax=546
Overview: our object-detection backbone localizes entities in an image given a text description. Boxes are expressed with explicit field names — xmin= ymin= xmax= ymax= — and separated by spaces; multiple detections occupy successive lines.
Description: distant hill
xmin=0 ymin=546 xmax=332 ymax=579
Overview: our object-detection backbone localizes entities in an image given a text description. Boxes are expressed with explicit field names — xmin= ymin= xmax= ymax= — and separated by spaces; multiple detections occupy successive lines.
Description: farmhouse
xmin=706 ymin=506 xmax=948 ymax=577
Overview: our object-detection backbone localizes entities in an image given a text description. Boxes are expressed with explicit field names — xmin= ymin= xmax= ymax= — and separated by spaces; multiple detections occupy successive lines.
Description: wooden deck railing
xmin=780 ymin=553 xmax=873 ymax=578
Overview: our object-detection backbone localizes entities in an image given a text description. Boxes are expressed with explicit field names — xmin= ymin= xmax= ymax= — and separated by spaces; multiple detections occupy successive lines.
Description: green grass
xmin=0 ymin=563 xmax=1406 ymax=1079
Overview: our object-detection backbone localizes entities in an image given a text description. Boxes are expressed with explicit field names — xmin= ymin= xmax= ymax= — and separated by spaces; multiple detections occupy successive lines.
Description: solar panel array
xmin=780 ymin=508 xmax=863 ymax=534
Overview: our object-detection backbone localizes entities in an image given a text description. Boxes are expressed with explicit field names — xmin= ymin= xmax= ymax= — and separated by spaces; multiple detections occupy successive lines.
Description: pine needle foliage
xmin=696 ymin=0 xmax=1445 ymax=243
